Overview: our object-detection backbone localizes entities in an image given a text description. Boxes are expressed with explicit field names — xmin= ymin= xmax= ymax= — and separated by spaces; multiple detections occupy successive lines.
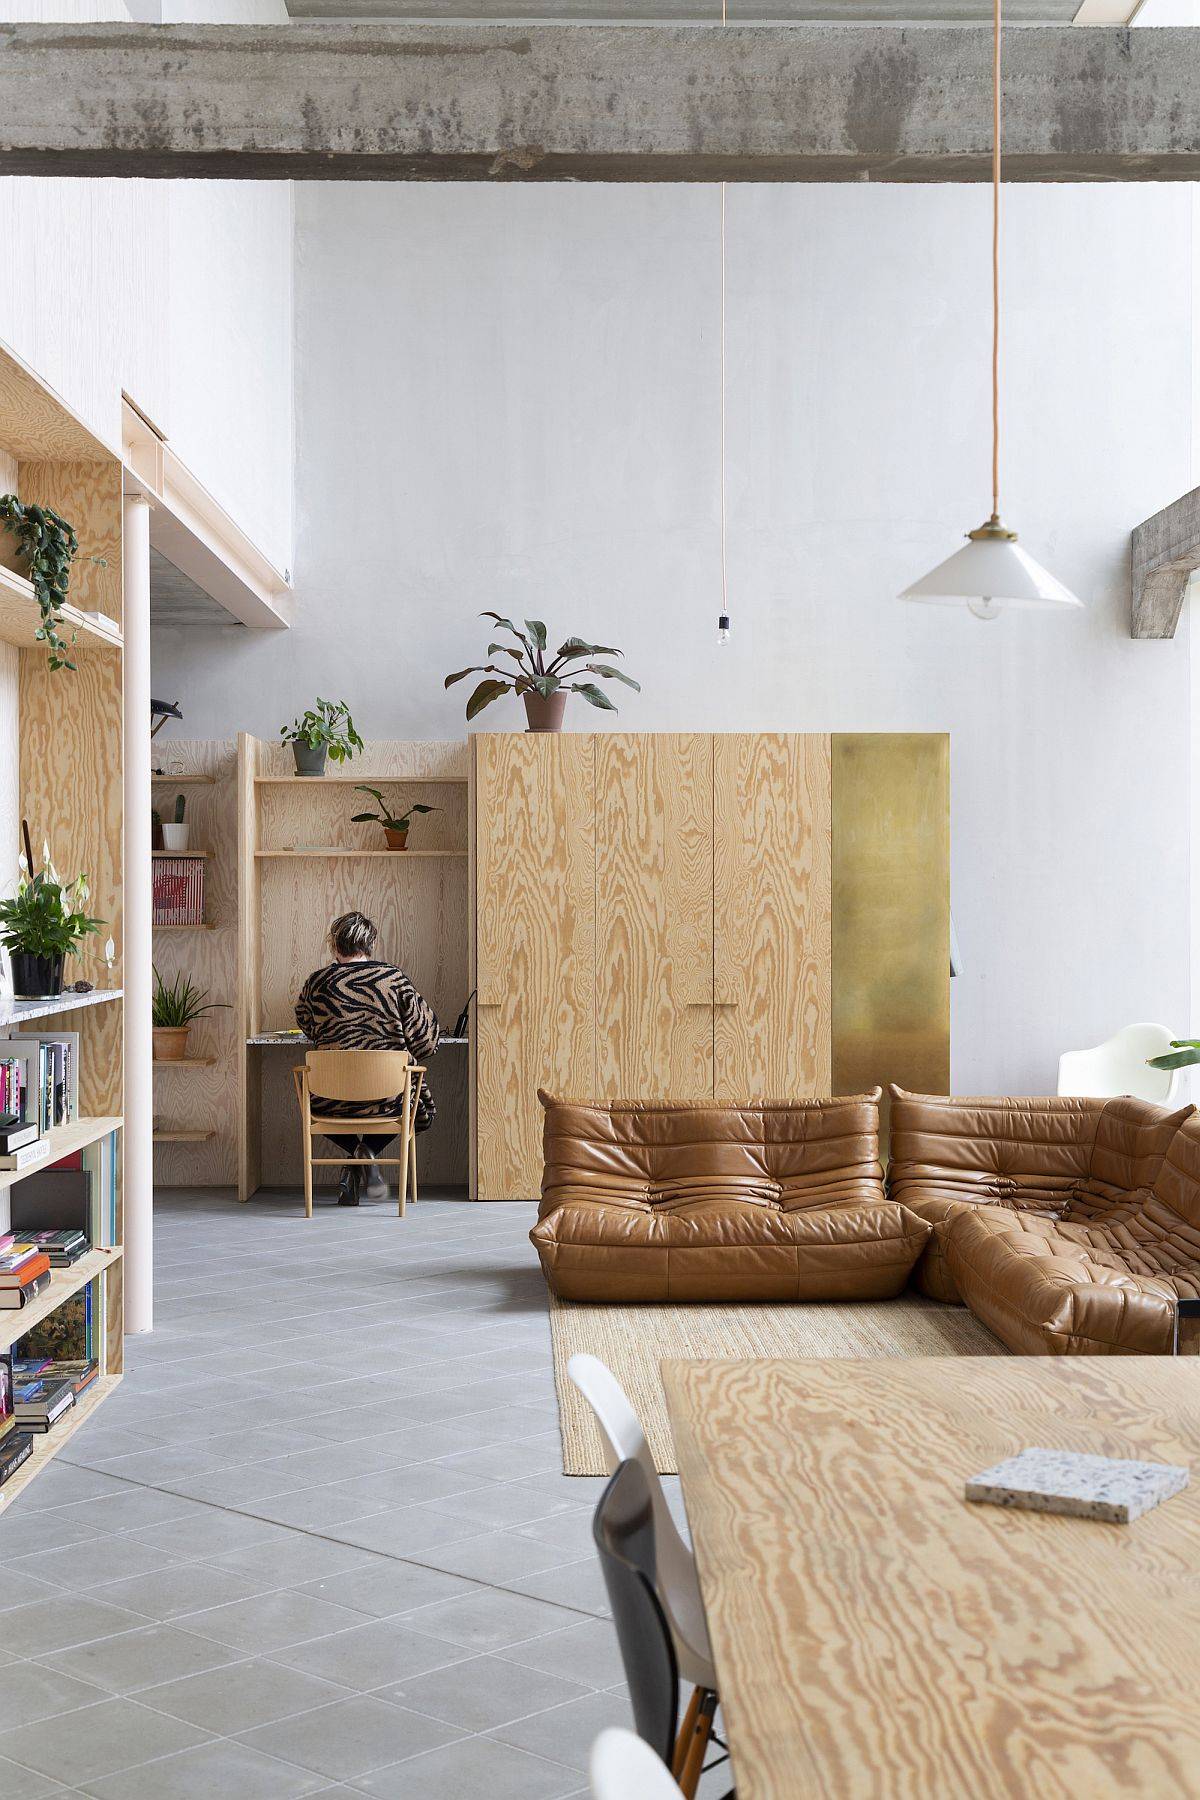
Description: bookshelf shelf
xmin=255 ymin=774 xmax=467 ymax=786
xmin=0 ymin=1116 xmax=123 ymax=1193
xmin=152 ymin=774 xmax=216 ymax=785
xmin=152 ymin=850 xmax=207 ymax=859
xmin=0 ymin=1247 xmax=123 ymax=1353
xmin=154 ymin=922 xmax=213 ymax=932
xmin=153 ymin=1129 xmax=214 ymax=1143
xmin=0 ymin=1375 xmax=122 ymax=1518
xmin=0 ymin=989 xmax=123 ymax=1028
xmin=255 ymin=849 xmax=467 ymax=860
xmin=0 ymin=567 xmax=123 ymax=656
xmin=154 ymin=1058 xmax=216 ymax=1069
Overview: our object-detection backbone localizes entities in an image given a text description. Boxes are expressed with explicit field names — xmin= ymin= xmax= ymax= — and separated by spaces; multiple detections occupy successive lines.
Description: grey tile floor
xmin=0 ymin=1190 xmax=711 ymax=1800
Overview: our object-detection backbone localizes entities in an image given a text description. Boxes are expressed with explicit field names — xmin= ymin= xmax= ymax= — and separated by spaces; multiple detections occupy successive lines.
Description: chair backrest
xmin=304 ymin=1048 xmax=411 ymax=1106
xmin=568 ymin=1353 xmax=705 ymax=1659
xmin=592 ymin=1461 xmax=679 ymax=1768
xmin=1057 ymin=1024 xmax=1181 ymax=1105
xmin=590 ymin=1727 xmax=685 ymax=1800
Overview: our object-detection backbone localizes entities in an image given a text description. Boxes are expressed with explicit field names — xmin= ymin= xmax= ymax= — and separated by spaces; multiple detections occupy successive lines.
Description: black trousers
xmin=324 ymin=1131 xmax=395 ymax=1157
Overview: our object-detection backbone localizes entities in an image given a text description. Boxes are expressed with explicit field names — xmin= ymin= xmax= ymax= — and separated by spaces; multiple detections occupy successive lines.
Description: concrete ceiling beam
xmin=0 ymin=21 xmax=1198 ymax=182
xmin=1131 ymin=487 xmax=1200 ymax=640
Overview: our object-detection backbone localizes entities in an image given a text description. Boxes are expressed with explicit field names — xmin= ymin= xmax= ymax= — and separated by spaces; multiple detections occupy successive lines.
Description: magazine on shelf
xmin=13 ymin=1374 xmax=75 ymax=1431
xmin=12 ymin=1031 xmax=79 ymax=1130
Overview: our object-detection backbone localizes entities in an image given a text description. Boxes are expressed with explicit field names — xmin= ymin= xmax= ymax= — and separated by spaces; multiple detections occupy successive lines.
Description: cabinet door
xmin=474 ymin=734 xmax=595 ymax=1200
xmin=714 ymin=734 xmax=832 ymax=1101
xmin=595 ymin=734 xmax=714 ymax=1102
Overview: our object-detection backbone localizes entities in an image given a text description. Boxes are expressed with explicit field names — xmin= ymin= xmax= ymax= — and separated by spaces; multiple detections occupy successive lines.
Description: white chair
xmin=590 ymin=1727 xmax=685 ymax=1800
xmin=568 ymin=1353 xmax=716 ymax=1692
xmin=1057 ymin=1022 xmax=1182 ymax=1105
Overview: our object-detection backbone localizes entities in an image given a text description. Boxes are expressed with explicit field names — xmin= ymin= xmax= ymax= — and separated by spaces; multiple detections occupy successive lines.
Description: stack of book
xmin=0 ymin=1119 xmax=47 ymax=1173
xmin=0 ymin=1244 xmax=51 ymax=1310
xmin=13 ymin=1355 xmax=97 ymax=1402
xmin=11 ymin=1370 xmax=74 ymax=1432
xmin=14 ymin=1229 xmax=89 ymax=1268
xmin=0 ymin=1358 xmax=33 ymax=1489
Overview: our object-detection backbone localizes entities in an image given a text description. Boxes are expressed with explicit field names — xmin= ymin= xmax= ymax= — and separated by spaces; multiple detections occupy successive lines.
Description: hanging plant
xmin=0 ymin=496 xmax=80 ymax=671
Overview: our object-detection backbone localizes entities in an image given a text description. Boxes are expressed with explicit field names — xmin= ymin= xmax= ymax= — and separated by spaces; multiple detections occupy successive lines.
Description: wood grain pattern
xmin=237 ymin=732 xmax=261 ymax=1202
xmin=242 ymin=739 xmax=470 ymax=1197
xmin=474 ymin=732 xmax=595 ymax=1200
xmin=19 ymin=461 xmax=123 ymax=1117
xmin=0 ymin=345 xmax=109 ymax=463
xmin=714 ymin=733 xmax=831 ymax=1100
xmin=665 ymin=1357 xmax=1200 ymax=1800
xmin=151 ymin=739 xmax=238 ymax=1188
xmin=595 ymin=734 xmax=713 ymax=1103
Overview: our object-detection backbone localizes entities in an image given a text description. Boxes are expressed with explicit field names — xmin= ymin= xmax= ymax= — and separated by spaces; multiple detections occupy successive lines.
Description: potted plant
xmin=152 ymin=968 xmax=229 ymax=1061
xmin=0 ymin=851 xmax=103 ymax=998
xmin=279 ymin=699 xmax=364 ymax=776
xmin=162 ymin=794 xmax=189 ymax=853
xmin=351 ymin=787 xmax=440 ymax=851
xmin=0 ymin=496 xmax=81 ymax=673
xmin=445 ymin=615 xmax=640 ymax=732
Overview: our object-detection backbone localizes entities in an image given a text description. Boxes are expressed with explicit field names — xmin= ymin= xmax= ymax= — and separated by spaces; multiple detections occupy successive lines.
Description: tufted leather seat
xmin=889 ymin=1086 xmax=1200 ymax=1353
xmin=531 ymin=1088 xmax=932 ymax=1303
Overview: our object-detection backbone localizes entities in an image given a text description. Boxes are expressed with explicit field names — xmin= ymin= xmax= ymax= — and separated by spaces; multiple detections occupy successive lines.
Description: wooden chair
xmin=291 ymin=1049 xmax=425 ymax=1220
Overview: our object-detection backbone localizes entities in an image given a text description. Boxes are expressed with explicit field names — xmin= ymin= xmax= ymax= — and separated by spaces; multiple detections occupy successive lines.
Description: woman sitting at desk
xmin=296 ymin=909 xmax=439 ymax=1206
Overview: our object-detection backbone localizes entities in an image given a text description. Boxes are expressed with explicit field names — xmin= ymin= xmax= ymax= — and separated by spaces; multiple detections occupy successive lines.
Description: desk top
xmin=663 ymin=1356 xmax=1200 ymax=1800
xmin=246 ymin=1033 xmax=467 ymax=1047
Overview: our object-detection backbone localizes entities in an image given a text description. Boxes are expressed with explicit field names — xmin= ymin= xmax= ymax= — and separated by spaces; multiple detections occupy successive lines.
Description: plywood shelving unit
xmin=151 ymin=744 xmax=238 ymax=1187
xmin=0 ymin=339 xmax=127 ymax=1512
xmin=237 ymin=735 xmax=470 ymax=1200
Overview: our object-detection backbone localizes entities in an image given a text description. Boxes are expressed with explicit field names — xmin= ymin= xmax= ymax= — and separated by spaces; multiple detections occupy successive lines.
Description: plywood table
xmin=662 ymin=1357 xmax=1200 ymax=1799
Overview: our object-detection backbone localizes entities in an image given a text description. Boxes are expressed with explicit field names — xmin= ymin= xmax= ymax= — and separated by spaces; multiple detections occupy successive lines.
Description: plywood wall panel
xmin=714 ymin=733 xmax=832 ymax=1101
xmin=594 ymin=733 xmax=713 ymax=1103
xmin=474 ymin=733 xmax=595 ymax=1200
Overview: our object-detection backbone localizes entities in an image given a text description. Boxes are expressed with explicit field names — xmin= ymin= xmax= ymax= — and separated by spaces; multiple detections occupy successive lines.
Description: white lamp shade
xmin=900 ymin=533 xmax=1083 ymax=610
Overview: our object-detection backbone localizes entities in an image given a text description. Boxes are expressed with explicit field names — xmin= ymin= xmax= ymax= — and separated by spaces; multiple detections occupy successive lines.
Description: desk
xmin=663 ymin=1357 xmax=1200 ymax=1800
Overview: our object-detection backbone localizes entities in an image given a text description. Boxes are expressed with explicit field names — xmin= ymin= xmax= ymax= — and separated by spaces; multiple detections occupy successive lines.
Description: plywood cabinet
xmin=471 ymin=731 xmax=947 ymax=1200
xmin=594 ymin=734 xmax=713 ymax=1103
xmin=474 ymin=733 xmax=596 ymax=1200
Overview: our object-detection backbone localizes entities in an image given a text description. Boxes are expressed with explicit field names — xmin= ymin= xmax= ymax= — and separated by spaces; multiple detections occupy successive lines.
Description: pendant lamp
xmin=899 ymin=0 xmax=1082 ymax=621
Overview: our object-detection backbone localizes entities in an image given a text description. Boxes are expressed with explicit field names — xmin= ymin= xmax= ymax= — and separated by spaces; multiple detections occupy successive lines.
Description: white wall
xmin=0 ymin=177 xmax=293 ymax=572
xmin=151 ymin=179 xmax=1195 ymax=1095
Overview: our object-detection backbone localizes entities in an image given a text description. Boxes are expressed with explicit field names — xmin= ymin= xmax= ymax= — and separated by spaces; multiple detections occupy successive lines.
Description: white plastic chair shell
xmin=590 ymin=1726 xmax=686 ymax=1800
xmin=569 ymin=1352 xmax=717 ymax=1691
xmin=1057 ymin=1022 xmax=1182 ymax=1105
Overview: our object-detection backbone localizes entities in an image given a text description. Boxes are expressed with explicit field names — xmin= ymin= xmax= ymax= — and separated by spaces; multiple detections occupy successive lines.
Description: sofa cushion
xmin=531 ymin=1090 xmax=931 ymax=1303
xmin=945 ymin=1206 xmax=1178 ymax=1355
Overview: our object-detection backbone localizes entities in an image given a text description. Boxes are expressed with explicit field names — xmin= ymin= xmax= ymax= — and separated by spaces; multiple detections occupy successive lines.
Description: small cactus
xmin=173 ymin=794 xmax=186 ymax=825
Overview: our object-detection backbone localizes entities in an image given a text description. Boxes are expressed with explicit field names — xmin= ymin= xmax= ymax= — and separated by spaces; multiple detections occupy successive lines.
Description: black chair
xmin=592 ymin=1459 xmax=731 ymax=1799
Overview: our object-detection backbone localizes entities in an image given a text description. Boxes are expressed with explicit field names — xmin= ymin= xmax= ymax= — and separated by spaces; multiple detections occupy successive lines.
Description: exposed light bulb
xmin=717 ymin=613 xmax=730 ymax=645
xmin=967 ymin=595 xmax=1002 ymax=622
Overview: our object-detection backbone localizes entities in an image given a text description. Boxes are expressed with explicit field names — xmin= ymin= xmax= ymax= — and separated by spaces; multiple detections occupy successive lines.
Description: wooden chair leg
xmin=302 ymin=1123 xmax=313 ymax=1219
xmin=397 ymin=1085 xmax=411 ymax=1219
xmin=674 ymin=1688 xmax=716 ymax=1800
xmin=672 ymin=1688 xmax=701 ymax=1779
xmin=409 ymin=1129 xmax=418 ymax=1204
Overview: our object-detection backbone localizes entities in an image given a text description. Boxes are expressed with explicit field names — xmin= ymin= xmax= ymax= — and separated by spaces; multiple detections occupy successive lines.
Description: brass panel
xmin=831 ymin=734 xmax=949 ymax=1108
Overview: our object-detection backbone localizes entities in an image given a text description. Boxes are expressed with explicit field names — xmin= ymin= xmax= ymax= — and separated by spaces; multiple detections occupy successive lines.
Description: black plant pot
xmin=293 ymin=742 xmax=328 ymax=777
xmin=10 ymin=950 xmax=64 ymax=998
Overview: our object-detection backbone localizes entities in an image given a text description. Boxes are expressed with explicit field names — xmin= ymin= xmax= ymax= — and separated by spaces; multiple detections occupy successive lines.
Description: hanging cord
xmin=991 ymin=0 xmax=1001 ymax=523
xmin=717 ymin=0 xmax=731 ymax=638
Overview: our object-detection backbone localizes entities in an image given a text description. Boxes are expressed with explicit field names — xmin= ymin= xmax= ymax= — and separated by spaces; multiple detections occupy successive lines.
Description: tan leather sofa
xmin=531 ymin=1089 xmax=931 ymax=1303
xmin=889 ymin=1085 xmax=1200 ymax=1354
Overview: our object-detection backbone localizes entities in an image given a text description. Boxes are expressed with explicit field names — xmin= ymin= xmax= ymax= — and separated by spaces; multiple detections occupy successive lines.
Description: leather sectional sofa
xmin=530 ymin=1088 xmax=931 ymax=1303
xmin=890 ymin=1086 xmax=1200 ymax=1354
xmin=534 ymin=1085 xmax=1200 ymax=1355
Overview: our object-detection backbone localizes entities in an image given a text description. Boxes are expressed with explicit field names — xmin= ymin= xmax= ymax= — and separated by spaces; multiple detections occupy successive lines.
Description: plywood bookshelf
xmin=0 ymin=339 xmax=127 ymax=1515
xmin=151 ymin=740 xmax=238 ymax=1187
xmin=237 ymin=736 xmax=470 ymax=1201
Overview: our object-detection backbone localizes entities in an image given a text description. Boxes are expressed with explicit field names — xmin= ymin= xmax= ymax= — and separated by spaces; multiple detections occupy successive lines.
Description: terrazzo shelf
xmin=965 ymin=1446 xmax=1189 ymax=1524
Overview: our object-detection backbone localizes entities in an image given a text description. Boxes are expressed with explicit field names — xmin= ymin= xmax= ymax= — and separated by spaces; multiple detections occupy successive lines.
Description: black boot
xmin=336 ymin=1158 xmax=362 ymax=1206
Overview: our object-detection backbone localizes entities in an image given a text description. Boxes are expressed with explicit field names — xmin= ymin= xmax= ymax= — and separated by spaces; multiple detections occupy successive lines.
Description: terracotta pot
xmin=10 ymin=951 xmax=64 ymax=998
xmin=384 ymin=827 xmax=409 ymax=851
xmin=523 ymin=690 xmax=567 ymax=733
xmin=292 ymin=742 xmax=328 ymax=777
xmin=153 ymin=1026 xmax=190 ymax=1061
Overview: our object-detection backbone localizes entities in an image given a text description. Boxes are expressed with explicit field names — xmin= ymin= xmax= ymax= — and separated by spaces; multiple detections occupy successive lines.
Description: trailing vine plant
xmin=0 ymin=496 xmax=80 ymax=671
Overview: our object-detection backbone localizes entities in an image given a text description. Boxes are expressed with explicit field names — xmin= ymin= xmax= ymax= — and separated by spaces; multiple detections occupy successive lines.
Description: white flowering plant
xmin=0 ymin=848 xmax=104 ymax=959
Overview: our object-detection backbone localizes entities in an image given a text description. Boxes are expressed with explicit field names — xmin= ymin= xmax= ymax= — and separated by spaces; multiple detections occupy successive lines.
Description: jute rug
xmin=549 ymin=1294 xmax=1006 ymax=1474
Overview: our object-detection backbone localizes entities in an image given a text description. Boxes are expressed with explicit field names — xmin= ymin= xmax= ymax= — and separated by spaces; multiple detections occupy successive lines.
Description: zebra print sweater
xmin=295 ymin=959 xmax=439 ymax=1130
